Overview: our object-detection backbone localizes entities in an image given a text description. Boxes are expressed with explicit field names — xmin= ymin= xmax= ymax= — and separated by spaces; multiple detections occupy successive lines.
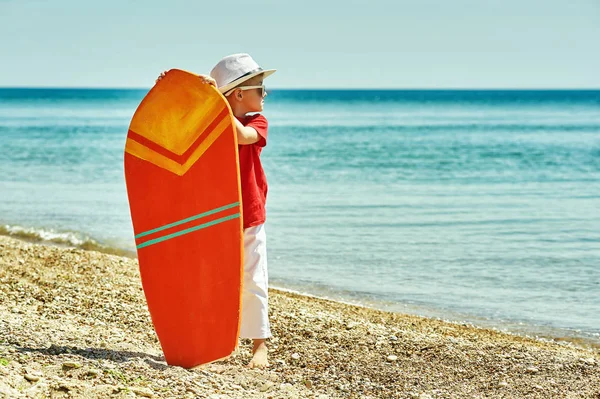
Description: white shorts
xmin=239 ymin=224 xmax=271 ymax=339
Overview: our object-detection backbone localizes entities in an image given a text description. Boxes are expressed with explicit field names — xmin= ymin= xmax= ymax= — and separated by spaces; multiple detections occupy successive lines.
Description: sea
xmin=1 ymin=88 xmax=599 ymax=347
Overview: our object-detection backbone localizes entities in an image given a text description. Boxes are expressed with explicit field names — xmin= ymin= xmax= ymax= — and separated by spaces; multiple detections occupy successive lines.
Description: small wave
xmin=0 ymin=224 xmax=136 ymax=258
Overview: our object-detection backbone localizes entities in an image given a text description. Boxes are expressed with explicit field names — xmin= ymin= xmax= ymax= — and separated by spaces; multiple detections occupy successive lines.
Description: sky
xmin=0 ymin=0 xmax=599 ymax=89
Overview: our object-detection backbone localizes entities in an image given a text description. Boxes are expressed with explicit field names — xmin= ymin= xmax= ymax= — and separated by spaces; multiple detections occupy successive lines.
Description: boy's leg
xmin=239 ymin=224 xmax=270 ymax=368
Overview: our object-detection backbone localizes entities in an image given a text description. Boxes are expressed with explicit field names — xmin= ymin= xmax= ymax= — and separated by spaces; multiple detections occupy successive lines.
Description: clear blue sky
xmin=1 ymin=0 xmax=599 ymax=89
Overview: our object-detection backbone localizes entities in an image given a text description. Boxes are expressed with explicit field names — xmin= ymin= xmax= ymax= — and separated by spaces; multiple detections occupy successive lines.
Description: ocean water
xmin=1 ymin=88 xmax=599 ymax=346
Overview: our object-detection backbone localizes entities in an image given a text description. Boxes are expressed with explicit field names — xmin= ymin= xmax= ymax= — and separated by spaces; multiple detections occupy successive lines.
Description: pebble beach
xmin=1 ymin=235 xmax=599 ymax=399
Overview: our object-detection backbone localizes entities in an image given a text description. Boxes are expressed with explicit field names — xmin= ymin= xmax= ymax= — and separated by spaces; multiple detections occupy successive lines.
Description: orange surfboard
xmin=124 ymin=69 xmax=243 ymax=368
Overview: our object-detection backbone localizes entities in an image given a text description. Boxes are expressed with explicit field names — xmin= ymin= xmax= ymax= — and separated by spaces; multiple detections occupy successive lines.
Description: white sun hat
xmin=209 ymin=53 xmax=276 ymax=95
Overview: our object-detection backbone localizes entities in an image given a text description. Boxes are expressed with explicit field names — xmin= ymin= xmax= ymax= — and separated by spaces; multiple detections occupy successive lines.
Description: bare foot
xmin=247 ymin=339 xmax=269 ymax=369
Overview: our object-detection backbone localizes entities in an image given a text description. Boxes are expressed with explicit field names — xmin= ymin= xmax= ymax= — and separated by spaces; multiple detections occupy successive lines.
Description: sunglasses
xmin=225 ymin=85 xmax=267 ymax=97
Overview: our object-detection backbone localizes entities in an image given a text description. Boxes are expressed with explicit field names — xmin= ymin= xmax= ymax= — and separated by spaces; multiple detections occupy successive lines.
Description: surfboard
xmin=124 ymin=69 xmax=243 ymax=368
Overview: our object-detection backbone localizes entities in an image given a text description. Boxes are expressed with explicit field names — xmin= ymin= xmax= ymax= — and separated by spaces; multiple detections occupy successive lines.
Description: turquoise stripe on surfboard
xmin=134 ymin=202 xmax=240 ymax=239
xmin=136 ymin=213 xmax=240 ymax=249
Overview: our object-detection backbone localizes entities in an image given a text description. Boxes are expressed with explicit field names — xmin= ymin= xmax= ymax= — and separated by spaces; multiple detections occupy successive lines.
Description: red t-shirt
xmin=238 ymin=114 xmax=268 ymax=229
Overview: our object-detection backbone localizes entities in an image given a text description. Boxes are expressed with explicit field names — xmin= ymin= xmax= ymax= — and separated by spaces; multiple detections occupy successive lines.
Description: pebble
xmin=56 ymin=379 xmax=74 ymax=391
xmin=498 ymin=381 xmax=509 ymax=387
xmin=291 ymin=353 xmax=300 ymax=360
xmin=387 ymin=355 xmax=398 ymax=362
xmin=24 ymin=373 xmax=40 ymax=382
xmin=525 ymin=366 xmax=539 ymax=374
xmin=280 ymin=383 xmax=294 ymax=391
xmin=87 ymin=369 xmax=101 ymax=377
xmin=579 ymin=357 xmax=595 ymax=365
xmin=130 ymin=387 xmax=154 ymax=397
xmin=337 ymin=384 xmax=349 ymax=392
xmin=62 ymin=361 xmax=82 ymax=369
xmin=259 ymin=381 xmax=275 ymax=392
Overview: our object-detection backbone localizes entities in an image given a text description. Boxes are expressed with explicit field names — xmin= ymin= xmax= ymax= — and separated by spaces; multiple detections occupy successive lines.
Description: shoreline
xmin=1 ymin=235 xmax=599 ymax=398
xmin=269 ymin=284 xmax=600 ymax=352
xmin=2 ymin=226 xmax=599 ymax=352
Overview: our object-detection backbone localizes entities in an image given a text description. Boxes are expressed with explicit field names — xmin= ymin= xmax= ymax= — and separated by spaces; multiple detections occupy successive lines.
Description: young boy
xmin=157 ymin=54 xmax=275 ymax=368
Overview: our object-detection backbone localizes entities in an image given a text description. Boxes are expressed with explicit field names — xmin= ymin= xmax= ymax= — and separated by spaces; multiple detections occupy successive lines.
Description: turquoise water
xmin=1 ymin=88 xmax=599 ymax=345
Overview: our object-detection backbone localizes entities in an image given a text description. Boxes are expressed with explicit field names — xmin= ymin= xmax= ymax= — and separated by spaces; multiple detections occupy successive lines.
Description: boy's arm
xmin=234 ymin=118 xmax=261 ymax=145
xmin=195 ymin=74 xmax=259 ymax=144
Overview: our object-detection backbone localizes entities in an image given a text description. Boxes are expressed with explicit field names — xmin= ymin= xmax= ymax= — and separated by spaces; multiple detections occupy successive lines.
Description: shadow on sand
xmin=16 ymin=343 xmax=168 ymax=371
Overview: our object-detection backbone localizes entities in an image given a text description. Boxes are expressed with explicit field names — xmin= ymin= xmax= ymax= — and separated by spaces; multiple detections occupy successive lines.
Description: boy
xmin=157 ymin=53 xmax=275 ymax=368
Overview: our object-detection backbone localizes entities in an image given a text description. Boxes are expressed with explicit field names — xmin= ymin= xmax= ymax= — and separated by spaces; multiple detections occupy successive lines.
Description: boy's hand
xmin=155 ymin=70 xmax=168 ymax=84
xmin=155 ymin=71 xmax=217 ymax=88
xmin=199 ymin=74 xmax=217 ymax=87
